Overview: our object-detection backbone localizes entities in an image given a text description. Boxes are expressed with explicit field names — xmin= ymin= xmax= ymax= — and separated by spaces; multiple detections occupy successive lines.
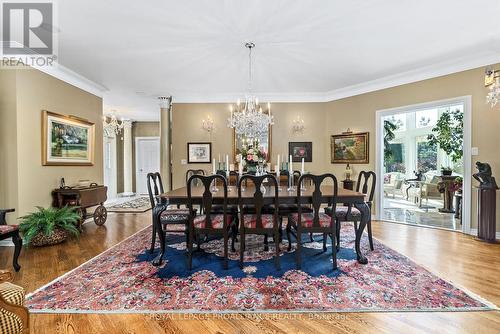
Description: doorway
xmin=135 ymin=137 xmax=160 ymax=195
xmin=376 ymin=96 xmax=472 ymax=233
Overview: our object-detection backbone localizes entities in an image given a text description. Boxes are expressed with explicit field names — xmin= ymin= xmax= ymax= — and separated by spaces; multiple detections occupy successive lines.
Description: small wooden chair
xmin=238 ymin=174 xmax=281 ymax=270
xmin=286 ymin=173 xmax=339 ymax=270
xmin=147 ymin=172 xmax=192 ymax=254
xmin=187 ymin=174 xmax=237 ymax=270
xmin=0 ymin=270 xmax=29 ymax=333
xmin=325 ymin=171 xmax=376 ymax=251
xmin=0 ymin=209 xmax=21 ymax=272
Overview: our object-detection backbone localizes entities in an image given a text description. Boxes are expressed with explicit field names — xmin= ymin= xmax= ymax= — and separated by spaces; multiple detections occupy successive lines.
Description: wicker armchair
xmin=0 ymin=270 xmax=29 ymax=333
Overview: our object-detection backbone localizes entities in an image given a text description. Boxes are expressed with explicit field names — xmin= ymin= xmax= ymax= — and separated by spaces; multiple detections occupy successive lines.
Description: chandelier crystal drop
xmin=486 ymin=78 xmax=500 ymax=107
xmin=227 ymin=42 xmax=273 ymax=140
xmin=485 ymin=66 xmax=500 ymax=108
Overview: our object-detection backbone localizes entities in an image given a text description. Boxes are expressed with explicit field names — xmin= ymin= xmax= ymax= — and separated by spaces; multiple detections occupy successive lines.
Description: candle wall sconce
xmin=202 ymin=115 xmax=215 ymax=133
xmin=291 ymin=116 xmax=305 ymax=134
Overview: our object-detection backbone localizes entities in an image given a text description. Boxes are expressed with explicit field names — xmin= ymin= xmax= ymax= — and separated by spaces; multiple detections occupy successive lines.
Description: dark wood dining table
xmin=153 ymin=185 xmax=371 ymax=266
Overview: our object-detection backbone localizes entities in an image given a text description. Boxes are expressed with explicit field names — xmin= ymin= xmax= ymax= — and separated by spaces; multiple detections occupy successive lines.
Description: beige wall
xmin=171 ymin=103 xmax=327 ymax=189
xmin=170 ymin=64 xmax=500 ymax=231
xmin=0 ymin=69 xmax=103 ymax=223
xmin=0 ymin=70 xmax=19 ymax=222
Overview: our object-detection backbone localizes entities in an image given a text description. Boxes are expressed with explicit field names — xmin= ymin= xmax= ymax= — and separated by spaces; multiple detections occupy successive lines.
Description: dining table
xmin=152 ymin=185 xmax=371 ymax=266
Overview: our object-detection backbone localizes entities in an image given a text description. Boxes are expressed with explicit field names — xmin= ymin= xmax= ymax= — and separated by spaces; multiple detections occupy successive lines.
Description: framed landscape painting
xmin=331 ymin=132 xmax=369 ymax=164
xmin=187 ymin=142 xmax=212 ymax=163
xmin=289 ymin=142 xmax=312 ymax=162
xmin=42 ymin=111 xmax=95 ymax=166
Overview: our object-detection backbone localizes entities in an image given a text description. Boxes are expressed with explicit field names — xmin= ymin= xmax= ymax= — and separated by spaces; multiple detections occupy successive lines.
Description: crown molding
xmin=322 ymin=50 xmax=500 ymax=102
xmin=2 ymin=41 xmax=107 ymax=97
xmin=34 ymin=63 xmax=108 ymax=98
xmin=172 ymin=50 xmax=500 ymax=104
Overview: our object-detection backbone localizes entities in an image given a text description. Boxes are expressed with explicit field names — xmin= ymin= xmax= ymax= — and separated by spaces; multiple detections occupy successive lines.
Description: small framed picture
xmin=187 ymin=142 xmax=212 ymax=163
xmin=289 ymin=142 xmax=312 ymax=162
xmin=331 ymin=132 xmax=369 ymax=164
xmin=42 ymin=110 xmax=95 ymax=166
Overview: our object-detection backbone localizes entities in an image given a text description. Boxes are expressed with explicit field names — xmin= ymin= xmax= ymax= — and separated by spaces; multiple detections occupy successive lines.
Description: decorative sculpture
xmin=473 ymin=162 xmax=498 ymax=189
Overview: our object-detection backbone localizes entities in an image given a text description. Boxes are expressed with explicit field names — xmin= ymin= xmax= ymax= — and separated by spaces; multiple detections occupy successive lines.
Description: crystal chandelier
xmin=227 ymin=42 xmax=273 ymax=140
xmin=103 ymin=111 xmax=124 ymax=137
xmin=485 ymin=66 xmax=500 ymax=108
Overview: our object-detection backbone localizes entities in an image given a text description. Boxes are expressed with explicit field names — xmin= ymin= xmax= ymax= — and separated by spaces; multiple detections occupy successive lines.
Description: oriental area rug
xmin=107 ymin=197 xmax=151 ymax=213
xmin=26 ymin=223 xmax=496 ymax=313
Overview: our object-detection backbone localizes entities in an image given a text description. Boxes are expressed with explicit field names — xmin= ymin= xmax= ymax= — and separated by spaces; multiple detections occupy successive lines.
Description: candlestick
xmin=212 ymin=159 xmax=216 ymax=175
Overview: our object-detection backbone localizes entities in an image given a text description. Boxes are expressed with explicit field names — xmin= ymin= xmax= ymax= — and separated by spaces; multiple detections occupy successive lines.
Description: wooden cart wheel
xmin=93 ymin=205 xmax=107 ymax=226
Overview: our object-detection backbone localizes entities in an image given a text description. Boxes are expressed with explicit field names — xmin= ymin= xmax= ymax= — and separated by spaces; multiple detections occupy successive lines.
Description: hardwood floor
xmin=1 ymin=212 xmax=499 ymax=334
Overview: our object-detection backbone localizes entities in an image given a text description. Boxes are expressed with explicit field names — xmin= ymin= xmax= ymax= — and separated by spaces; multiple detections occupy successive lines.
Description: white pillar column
xmin=159 ymin=96 xmax=172 ymax=191
xmin=122 ymin=120 xmax=134 ymax=196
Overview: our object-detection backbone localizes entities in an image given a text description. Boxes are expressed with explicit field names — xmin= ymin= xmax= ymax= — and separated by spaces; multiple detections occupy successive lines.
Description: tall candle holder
xmin=211 ymin=175 xmax=219 ymax=192
xmin=287 ymin=173 xmax=295 ymax=192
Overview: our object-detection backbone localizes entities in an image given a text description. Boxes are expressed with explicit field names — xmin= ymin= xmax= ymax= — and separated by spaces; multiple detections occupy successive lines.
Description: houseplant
xmin=19 ymin=206 xmax=81 ymax=246
xmin=427 ymin=109 xmax=463 ymax=173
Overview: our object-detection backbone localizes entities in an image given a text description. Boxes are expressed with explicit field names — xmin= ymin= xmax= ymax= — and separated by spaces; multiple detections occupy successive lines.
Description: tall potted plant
xmin=427 ymin=109 xmax=463 ymax=174
xmin=19 ymin=206 xmax=81 ymax=246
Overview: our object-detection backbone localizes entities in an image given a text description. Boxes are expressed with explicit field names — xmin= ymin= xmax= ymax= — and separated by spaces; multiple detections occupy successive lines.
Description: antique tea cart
xmin=52 ymin=183 xmax=108 ymax=226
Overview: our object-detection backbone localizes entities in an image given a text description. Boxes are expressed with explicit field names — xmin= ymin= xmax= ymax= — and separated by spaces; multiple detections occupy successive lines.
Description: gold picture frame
xmin=330 ymin=132 xmax=369 ymax=164
xmin=42 ymin=110 xmax=95 ymax=166
xmin=232 ymin=125 xmax=272 ymax=162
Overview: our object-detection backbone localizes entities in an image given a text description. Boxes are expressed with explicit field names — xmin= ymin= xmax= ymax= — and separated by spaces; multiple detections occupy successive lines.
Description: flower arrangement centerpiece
xmin=237 ymin=144 xmax=267 ymax=173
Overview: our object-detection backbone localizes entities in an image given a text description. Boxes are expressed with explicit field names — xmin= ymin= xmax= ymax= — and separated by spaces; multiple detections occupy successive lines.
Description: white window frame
xmin=375 ymin=96 xmax=472 ymax=234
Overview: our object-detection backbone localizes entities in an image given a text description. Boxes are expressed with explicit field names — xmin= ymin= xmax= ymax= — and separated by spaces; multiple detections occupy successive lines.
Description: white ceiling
xmin=55 ymin=0 xmax=500 ymax=120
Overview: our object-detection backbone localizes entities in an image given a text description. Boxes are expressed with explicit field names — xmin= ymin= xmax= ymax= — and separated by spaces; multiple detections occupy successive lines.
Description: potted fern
xmin=19 ymin=206 xmax=81 ymax=246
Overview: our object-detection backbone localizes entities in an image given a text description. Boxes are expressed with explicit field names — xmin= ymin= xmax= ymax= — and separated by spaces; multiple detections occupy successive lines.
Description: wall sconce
xmin=292 ymin=116 xmax=305 ymax=134
xmin=202 ymin=115 xmax=215 ymax=133
xmin=485 ymin=66 xmax=500 ymax=108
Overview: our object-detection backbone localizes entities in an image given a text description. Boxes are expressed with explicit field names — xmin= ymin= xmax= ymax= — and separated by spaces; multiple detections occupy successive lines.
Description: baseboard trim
xmin=469 ymin=229 xmax=500 ymax=239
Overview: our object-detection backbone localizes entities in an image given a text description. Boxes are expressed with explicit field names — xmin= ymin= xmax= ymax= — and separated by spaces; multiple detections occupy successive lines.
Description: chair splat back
xmin=187 ymin=174 xmax=227 ymax=229
xmin=297 ymin=173 xmax=338 ymax=228
xmin=238 ymin=174 xmax=279 ymax=229
xmin=146 ymin=172 xmax=165 ymax=208
xmin=356 ymin=171 xmax=376 ymax=204
xmin=185 ymin=169 xmax=205 ymax=186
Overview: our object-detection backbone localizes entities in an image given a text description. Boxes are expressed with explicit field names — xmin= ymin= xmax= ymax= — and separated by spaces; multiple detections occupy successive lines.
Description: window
xmin=416 ymin=109 xmax=437 ymax=128
xmin=384 ymin=114 xmax=406 ymax=132
xmin=416 ymin=136 xmax=437 ymax=173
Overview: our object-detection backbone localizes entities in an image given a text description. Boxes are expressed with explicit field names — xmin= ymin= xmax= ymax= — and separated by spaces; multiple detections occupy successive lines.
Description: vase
xmin=245 ymin=163 xmax=257 ymax=173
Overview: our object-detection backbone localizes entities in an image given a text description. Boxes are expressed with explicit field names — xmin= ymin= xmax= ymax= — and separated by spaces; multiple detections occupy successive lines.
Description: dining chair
xmin=324 ymin=170 xmax=376 ymax=251
xmin=187 ymin=174 xmax=237 ymax=270
xmin=238 ymin=174 xmax=281 ymax=270
xmin=147 ymin=172 xmax=192 ymax=254
xmin=276 ymin=170 xmax=313 ymax=225
xmin=211 ymin=171 xmax=239 ymax=220
xmin=286 ymin=173 xmax=339 ymax=270
xmin=0 ymin=209 xmax=22 ymax=272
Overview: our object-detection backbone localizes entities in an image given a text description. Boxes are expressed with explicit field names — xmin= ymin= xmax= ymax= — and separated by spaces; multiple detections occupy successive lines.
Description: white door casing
xmin=135 ymin=137 xmax=160 ymax=195
xmin=375 ymin=96 xmax=472 ymax=234
xmin=103 ymin=134 xmax=117 ymax=200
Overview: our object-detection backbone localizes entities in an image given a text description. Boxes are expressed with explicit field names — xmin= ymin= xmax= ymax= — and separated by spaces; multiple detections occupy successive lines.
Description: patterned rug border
xmin=26 ymin=226 xmax=499 ymax=314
